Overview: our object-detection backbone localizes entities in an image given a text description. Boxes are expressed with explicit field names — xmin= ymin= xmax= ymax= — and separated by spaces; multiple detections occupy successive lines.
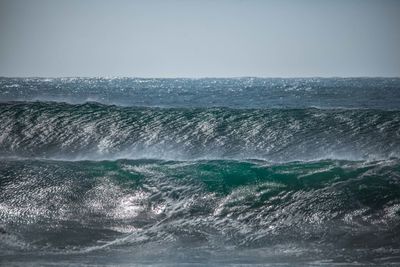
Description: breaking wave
xmin=1 ymin=158 xmax=400 ymax=264
xmin=0 ymin=101 xmax=399 ymax=162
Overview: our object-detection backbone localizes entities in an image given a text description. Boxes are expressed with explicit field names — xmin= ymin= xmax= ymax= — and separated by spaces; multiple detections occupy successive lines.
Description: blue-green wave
xmin=1 ymin=158 xmax=400 ymax=255
xmin=0 ymin=101 xmax=399 ymax=161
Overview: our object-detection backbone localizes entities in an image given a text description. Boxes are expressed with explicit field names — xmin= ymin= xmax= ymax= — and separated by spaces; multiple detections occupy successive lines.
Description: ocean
xmin=1 ymin=77 xmax=400 ymax=266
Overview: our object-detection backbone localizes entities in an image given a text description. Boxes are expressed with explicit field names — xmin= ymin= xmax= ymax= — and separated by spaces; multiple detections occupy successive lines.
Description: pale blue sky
xmin=0 ymin=0 xmax=399 ymax=77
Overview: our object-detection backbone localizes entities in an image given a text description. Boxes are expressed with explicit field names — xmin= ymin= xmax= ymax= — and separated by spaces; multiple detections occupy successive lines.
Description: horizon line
xmin=1 ymin=76 xmax=400 ymax=79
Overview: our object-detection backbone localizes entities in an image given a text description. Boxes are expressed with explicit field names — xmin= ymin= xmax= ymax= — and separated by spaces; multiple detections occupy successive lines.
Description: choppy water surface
xmin=1 ymin=78 xmax=400 ymax=266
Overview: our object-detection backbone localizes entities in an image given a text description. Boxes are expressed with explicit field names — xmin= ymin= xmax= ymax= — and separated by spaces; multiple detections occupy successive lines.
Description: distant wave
xmin=1 ymin=77 xmax=400 ymax=110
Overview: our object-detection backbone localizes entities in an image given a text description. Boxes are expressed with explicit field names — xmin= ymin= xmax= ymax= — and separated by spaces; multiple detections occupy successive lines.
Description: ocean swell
xmin=0 ymin=101 xmax=399 ymax=162
xmin=1 ymin=77 xmax=400 ymax=265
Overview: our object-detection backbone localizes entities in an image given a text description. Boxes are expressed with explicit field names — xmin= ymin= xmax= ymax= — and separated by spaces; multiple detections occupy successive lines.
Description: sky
xmin=0 ymin=0 xmax=400 ymax=78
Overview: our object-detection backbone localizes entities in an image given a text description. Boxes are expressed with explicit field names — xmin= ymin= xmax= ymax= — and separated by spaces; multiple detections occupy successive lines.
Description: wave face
xmin=0 ymin=102 xmax=400 ymax=162
xmin=1 ymin=78 xmax=400 ymax=265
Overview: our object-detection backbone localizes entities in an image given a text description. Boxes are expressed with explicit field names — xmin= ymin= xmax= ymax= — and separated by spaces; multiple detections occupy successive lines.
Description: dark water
xmin=1 ymin=78 xmax=400 ymax=266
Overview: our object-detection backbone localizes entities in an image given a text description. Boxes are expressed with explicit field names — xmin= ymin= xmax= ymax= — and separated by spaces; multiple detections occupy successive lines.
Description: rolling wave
xmin=0 ymin=101 xmax=399 ymax=162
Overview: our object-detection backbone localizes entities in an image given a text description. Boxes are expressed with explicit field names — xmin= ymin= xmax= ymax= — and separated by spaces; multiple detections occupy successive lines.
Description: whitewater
xmin=1 ymin=77 xmax=400 ymax=266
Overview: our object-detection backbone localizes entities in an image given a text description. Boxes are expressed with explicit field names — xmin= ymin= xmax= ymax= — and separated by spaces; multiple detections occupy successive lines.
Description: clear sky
xmin=0 ymin=0 xmax=399 ymax=77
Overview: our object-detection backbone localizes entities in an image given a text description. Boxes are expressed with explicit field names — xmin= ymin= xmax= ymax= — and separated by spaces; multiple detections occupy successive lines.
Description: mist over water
xmin=1 ymin=78 xmax=400 ymax=266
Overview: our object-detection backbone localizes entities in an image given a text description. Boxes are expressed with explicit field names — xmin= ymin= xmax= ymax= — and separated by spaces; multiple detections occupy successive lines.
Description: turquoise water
xmin=1 ymin=78 xmax=400 ymax=266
